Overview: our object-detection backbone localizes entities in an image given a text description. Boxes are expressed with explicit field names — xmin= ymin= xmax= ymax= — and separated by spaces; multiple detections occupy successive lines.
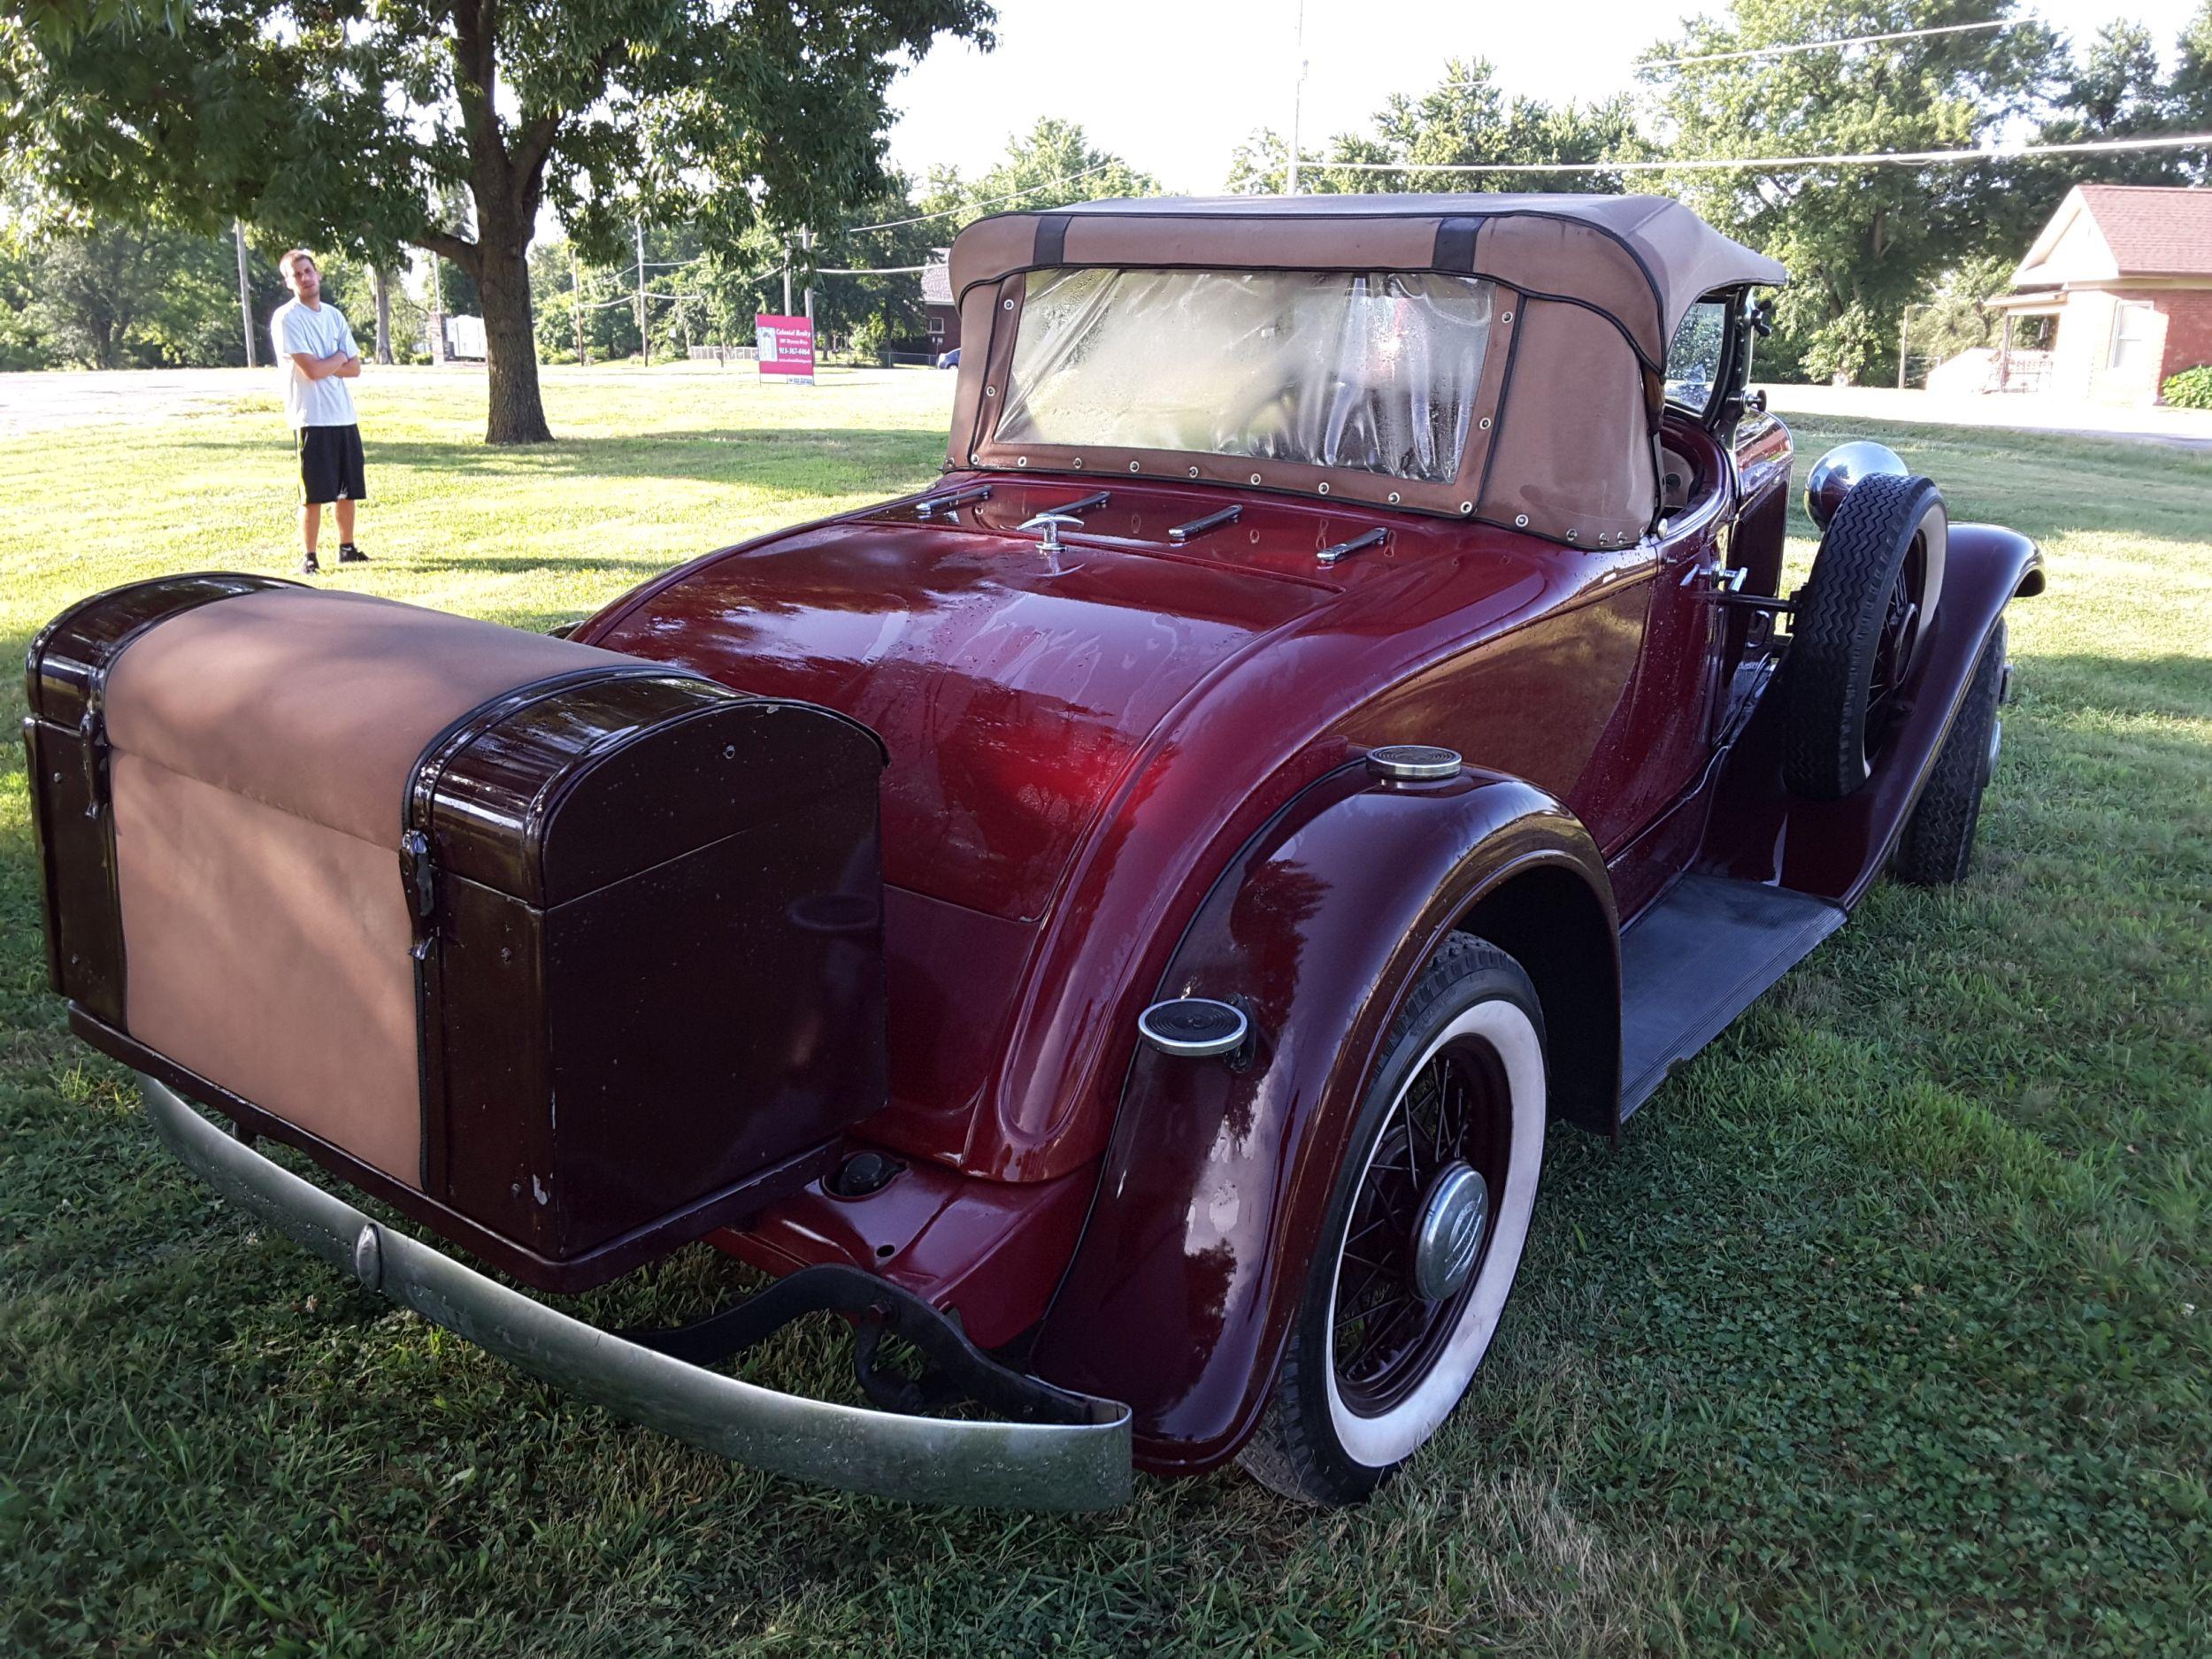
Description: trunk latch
xmin=77 ymin=695 xmax=111 ymax=818
xmin=399 ymin=830 xmax=437 ymax=957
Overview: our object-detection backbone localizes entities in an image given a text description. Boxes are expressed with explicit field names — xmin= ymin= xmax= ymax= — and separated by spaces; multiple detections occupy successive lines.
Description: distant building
xmin=442 ymin=315 xmax=487 ymax=361
xmin=922 ymin=251 xmax=959 ymax=356
xmin=1989 ymin=184 xmax=2212 ymax=405
xmin=423 ymin=313 xmax=485 ymax=363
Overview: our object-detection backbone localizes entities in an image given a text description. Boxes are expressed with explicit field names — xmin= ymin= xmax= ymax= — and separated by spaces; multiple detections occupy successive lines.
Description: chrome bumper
xmin=140 ymin=1075 xmax=1133 ymax=1510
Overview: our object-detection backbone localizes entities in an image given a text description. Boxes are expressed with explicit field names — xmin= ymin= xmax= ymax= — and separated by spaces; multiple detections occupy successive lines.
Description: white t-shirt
xmin=272 ymin=299 xmax=360 ymax=428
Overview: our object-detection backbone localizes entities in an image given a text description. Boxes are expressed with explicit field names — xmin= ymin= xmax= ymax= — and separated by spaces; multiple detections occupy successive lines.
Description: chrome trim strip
xmin=139 ymin=1075 xmax=1133 ymax=1511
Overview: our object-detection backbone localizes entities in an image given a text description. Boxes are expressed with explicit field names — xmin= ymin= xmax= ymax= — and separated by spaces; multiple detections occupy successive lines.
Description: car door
xmin=1586 ymin=297 xmax=1747 ymax=915
xmin=1608 ymin=300 xmax=1736 ymax=839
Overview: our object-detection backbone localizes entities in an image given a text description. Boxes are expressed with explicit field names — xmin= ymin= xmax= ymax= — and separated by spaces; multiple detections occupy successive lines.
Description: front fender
xmin=1702 ymin=522 xmax=2044 ymax=905
xmin=1028 ymin=759 xmax=1614 ymax=1473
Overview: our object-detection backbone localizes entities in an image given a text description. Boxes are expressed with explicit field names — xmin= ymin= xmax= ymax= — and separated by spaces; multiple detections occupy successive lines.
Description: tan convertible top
xmin=943 ymin=195 xmax=1786 ymax=544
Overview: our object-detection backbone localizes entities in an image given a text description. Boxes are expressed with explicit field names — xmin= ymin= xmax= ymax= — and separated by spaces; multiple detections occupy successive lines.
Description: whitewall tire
xmin=1240 ymin=934 xmax=1548 ymax=1505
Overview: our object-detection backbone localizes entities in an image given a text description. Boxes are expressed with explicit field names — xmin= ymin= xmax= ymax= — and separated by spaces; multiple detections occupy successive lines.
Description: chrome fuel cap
xmin=1137 ymin=997 xmax=1248 ymax=1058
xmin=1409 ymin=1161 xmax=1489 ymax=1302
xmin=1366 ymin=744 xmax=1461 ymax=782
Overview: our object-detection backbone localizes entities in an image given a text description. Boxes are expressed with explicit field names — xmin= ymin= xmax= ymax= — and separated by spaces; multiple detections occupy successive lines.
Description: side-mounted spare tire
xmin=1784 ymin=472 xmax=1949 ymax=800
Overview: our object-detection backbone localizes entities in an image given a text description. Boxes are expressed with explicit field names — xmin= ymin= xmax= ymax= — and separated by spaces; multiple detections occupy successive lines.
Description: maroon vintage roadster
xmin=26 ymin=195 xmax=2040 ymax=1509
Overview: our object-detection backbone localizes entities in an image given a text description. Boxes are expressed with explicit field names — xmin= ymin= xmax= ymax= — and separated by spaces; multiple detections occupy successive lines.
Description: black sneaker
xmin=300 ymin=553 xmax=321 ymax=575
xmin=338 ymin=543 xmax=370 ymax=565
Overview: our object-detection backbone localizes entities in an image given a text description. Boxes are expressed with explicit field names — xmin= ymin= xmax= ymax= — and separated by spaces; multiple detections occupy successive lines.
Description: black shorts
xmin=298 ymin=424 xmax=367 ymax=505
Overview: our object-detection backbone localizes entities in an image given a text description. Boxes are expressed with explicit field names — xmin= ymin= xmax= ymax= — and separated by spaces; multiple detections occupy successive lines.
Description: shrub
xmin=849 ymin=315 xmax=890 ymax=365
xmin=2163 ymin=365 xmax=2212 ymax=409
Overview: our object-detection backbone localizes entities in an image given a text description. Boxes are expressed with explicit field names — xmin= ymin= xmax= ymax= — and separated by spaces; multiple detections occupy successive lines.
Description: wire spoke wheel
xmin=1330 ymin=1041 xmax=1511 ymax=1416
xmin=1240 ymin=934 xmax=1548 ymax=1506
xmin=1866 ymin=529 xmax=1929 ymax=728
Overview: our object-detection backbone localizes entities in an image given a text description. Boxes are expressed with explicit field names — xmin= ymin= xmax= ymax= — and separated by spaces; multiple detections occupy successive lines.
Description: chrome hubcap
xmin=1409 ymin=1161 xmax=1489 ymax=1303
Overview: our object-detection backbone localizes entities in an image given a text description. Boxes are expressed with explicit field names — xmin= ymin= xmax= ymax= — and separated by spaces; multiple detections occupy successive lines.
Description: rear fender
xmin=1028 ymin=759 xmax=1616 ymax=1473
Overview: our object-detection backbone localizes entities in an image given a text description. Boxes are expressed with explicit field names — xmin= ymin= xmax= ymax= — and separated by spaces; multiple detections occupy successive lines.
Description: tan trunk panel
xmin=103 ymin=587 xmax=634 ymax=848
xmin=112 ymin=753 xmax=422 ymax=1187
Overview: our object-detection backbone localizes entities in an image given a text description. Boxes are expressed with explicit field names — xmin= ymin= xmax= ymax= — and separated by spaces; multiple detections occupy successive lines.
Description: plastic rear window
xmin=995 ymin=268 xmax=1496 ymax=484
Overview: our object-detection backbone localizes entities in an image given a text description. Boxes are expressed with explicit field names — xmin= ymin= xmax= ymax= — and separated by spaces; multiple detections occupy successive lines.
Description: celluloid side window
xmin=1665 ymin=299 xmax=1729 ymax=417
xmin=996 ymin=268 xmax=1495 ymax=484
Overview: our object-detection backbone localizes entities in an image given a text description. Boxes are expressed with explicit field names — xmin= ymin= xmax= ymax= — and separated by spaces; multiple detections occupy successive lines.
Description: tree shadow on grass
xmin=396 ymin=551 xmax=693 ymax=579
xmin=2011 ymin=649 xmax=2212 ymax=725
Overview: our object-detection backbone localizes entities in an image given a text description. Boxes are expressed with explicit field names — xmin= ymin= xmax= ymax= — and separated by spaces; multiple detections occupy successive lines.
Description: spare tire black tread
xmin=1783 ymin=472 xmax=1945 ymax=800
xmin=1893 ymin=621 xmax=2007 ymax=887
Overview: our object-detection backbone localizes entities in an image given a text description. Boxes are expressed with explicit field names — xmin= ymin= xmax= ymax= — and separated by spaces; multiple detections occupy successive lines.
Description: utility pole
xmin=802 ymin=227 xmax=815 ymax=325
xmin=427 ymin=253 xmax=447 ymax=365
xmin=233 ymin=220 xmax=257 ymax=368
xmin=571 ymin=245 xmax=588 ymax=366
xmin=1897 ymin=304 xmax=1911 ymax=391
xmin=1285 ymin=0 xmax=1307 ymax=195
xmin=782 ymin=256 xmax=792 ymax=317
xmin=634 ymin=220 xmax=649 ymax=365
xmin=372 ymin=265 xmax=393 ymax=365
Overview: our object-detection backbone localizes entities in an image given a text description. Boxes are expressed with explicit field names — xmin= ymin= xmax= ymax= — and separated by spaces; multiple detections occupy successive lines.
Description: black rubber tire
xmin=1784 ymin=472 xmax=1949 ymax=800
xmin=1237 ymin=934 xmax=1547 ymax=1507
xmin=1893 ymin=621 xmax=2008 ymax=887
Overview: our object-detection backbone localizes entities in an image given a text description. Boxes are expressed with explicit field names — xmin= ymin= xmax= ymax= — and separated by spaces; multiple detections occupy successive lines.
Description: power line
xmin=841 ymin=158 xmax=1123 ymax=234
xmin=1304 ymin=129 xmax=2212 ymax=176
xmin=1647 ymin=18 xmax=2012 ymax=70
xmin=812 ymin=265 xmax=928 ymax=275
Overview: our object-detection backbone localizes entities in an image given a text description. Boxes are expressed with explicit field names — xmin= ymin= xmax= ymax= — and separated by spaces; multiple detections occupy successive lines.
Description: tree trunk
xmin=477 ymin=235 xmax=553 ymax=445
xmin=372 ymin=267 xmax=393 ymax=365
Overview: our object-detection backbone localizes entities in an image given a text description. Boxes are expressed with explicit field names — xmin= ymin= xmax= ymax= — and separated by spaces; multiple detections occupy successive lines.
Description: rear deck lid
xmin=592 ymin=513 xmax=1331 ymax=923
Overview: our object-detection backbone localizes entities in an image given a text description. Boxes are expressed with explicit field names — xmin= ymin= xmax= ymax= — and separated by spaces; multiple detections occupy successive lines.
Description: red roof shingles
xmin=2077 ymin=185 xmax=2212 ymax=278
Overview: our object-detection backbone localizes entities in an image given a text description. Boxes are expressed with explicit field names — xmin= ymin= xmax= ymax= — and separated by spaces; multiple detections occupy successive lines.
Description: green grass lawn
xmin=2 ymin=367 xmax=2207 ymax=1656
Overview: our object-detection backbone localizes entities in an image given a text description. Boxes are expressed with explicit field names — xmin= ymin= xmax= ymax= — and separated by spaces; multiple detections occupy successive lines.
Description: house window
xmin=2108 ymin=301 xmax=2156 ymax=375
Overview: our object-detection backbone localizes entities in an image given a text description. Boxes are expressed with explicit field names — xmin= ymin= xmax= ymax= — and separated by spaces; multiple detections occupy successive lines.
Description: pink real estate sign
xmin=755 ymin=313 xmax=816 ymax=383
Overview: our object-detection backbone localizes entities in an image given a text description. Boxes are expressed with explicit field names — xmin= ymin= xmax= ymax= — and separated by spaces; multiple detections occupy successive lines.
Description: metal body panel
xmin=710 ymin=1153 xmax=1100 ymax=1350
xmin=580 ymin=435 xmax=1732 ymax=1186
xmin=1025 ymin=762 xmax=1615 ymax=1471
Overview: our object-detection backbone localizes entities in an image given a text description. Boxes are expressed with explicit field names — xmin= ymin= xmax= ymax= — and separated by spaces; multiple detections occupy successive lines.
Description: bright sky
xmin=886 ymin=0 xmax=2208 ymax=196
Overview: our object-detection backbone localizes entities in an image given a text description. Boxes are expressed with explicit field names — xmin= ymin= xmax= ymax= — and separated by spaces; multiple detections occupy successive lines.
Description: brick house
xmin=921 ymin=250 xmax=960 ymax=357
xmin=1989 ymin=184 xmax=2212 ymax=405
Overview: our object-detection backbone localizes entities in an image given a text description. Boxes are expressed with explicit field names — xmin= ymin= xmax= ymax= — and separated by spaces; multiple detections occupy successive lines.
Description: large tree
xmin=915 ymin=117 xmax=1156 ymax=221
xmin=2171 ymin=0 xmax=2212 ymax=148
xmin=0 ymin=0 xmax=991 ymax=441
xmin=1642 ymin=1 xmax=2062 ymax=385
xmin=27 ymin=221 xmax=256 ymax=369
xmin=2031 ymin=20 xmax=2200 ymax=190
xmin=1227 ymin=58 xmax=1639 ymax=196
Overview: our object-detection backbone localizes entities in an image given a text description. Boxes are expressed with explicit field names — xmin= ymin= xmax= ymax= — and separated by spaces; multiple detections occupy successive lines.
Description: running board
xmin=1617 ymin=875 xmax=1846 ymax=1120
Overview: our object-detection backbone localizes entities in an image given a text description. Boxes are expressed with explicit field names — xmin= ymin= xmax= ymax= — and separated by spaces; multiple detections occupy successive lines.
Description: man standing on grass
xmin=272 ymin=250 xmax=370 ymax=575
